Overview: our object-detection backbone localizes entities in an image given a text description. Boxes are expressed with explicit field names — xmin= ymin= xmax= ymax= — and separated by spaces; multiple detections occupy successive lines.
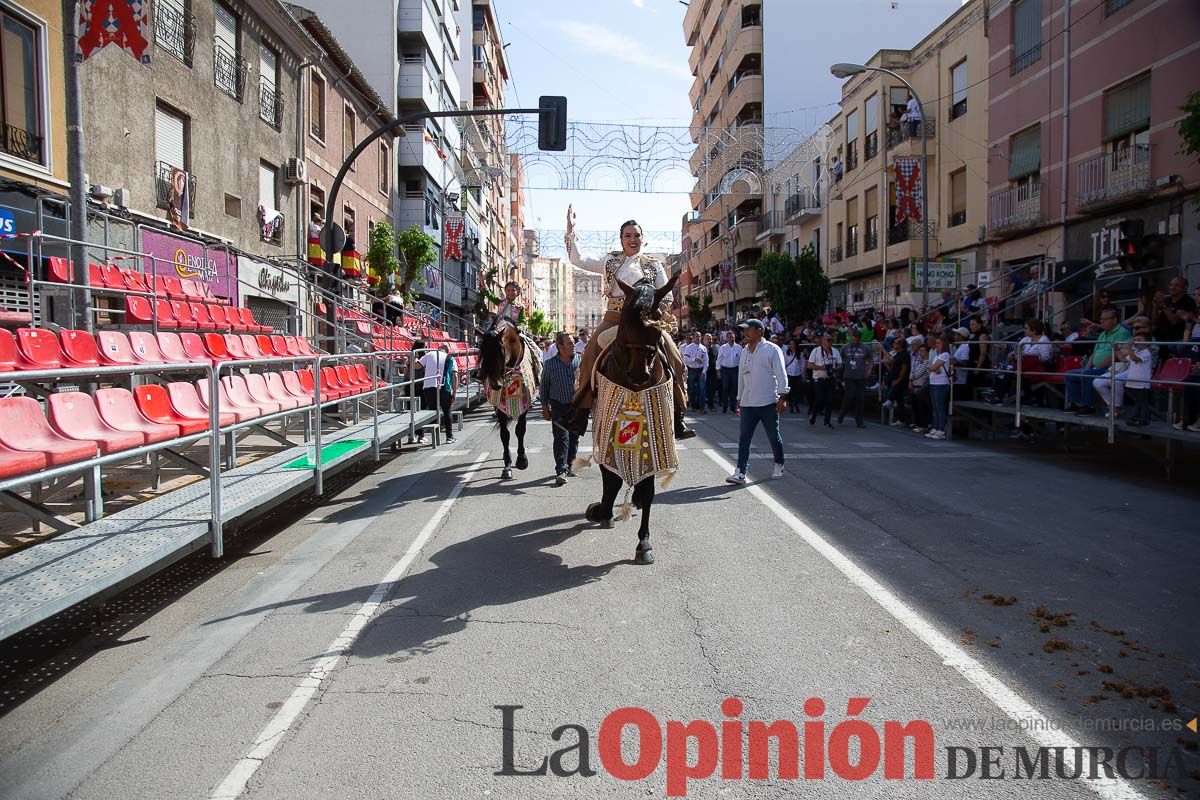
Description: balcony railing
xmin=756 ymin=211 xmax=782 ymax=236
xmin=846 ymin=146 xmax=858 ymax=172
xmin=783 ymin=188 xmax=817 ymax=219
xmin=886 ymin=116 xmax=936 ymax=150
xmin=887 ymin=218 xmax=937 ymax=246
xmin=845 ymin=231 xmax=858 ymax=258
xmin=864 ymin=131 xmax=878 ymax=161
xmin=213 ymin=42 xmax=248 ymax=100
xmin=829 ymin=246 xmax=842 ymax=264
xmin=948 ymin=210 xmax=967 ymax=228
xmin=864 ymin=229 xmax=878 ymax=252
xmin=154 ymin=160 xmax=197 ymax=217
xmin=1077 ymin=145 xmax=1152 ymax=209
xmin=0 ymin=123 xmax=43 ymax=164
xmin=988 ymin=183 xmax=1045 ymax=234
xmin=154 ymin=0 xmax=195 ymax=65
xmin=259 ymin=80 xmax=283 ymax=128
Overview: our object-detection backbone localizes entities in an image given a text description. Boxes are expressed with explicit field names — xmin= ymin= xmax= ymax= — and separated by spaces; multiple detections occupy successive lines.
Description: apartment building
xmin=509 ymin=153 xmax=530 ymax=303
xmin=573 ymin=268 xmax=603 ymax=334
xmin=825 ymin=0 xmax=989 ymax=314
xmin=986 ymin=0 xmax=1200 ymax=308
xmin=682 ymin=0 xmax=765 ymax=322
xmin=757 ymin=126 xmax=829 ymax=268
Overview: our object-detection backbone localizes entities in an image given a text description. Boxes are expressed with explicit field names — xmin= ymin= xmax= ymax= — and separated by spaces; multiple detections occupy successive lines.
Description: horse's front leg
xmin=632 ymin=478 xmax=655 ymax=565
xmin=586 ymin=468 xmax=622 ymax=529
xmin=498 ymin=414 xmax=513 ymax=479
xmin=514 ymin=412 xmax=528 ymax=470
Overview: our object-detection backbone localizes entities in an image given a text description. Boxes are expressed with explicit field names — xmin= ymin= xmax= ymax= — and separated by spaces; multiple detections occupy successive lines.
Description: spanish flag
xmin=341 ymin=240 xmax=361 ymax=278
xmin=307 ymin=223 xmax=325 ymax=267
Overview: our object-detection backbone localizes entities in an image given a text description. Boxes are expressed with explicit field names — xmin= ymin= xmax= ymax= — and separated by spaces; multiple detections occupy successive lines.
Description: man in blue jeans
xmin=539 ymin=332 xmax=580 ymax=486
xmin=1065 ymin=307 xmax=1131 ymax=415
xmin=726 ymin=319 xmax=789 ymax=484
xmin=716 ymin=331 xmax=743 ymax=413
xmin=680 ymin=331 xmax=709 ymax=413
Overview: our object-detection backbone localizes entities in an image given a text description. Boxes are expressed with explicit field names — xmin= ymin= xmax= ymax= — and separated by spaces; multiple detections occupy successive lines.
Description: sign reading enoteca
xmin=141 ymin=229 xmax=236 ymax=301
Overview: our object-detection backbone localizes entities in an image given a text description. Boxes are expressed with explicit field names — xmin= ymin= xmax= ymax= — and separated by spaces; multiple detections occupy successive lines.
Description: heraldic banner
xmin=77 ymin=0 xmax=151 ymax=64
xmin=443 ymin=216 xmax=464 ymax=261
xmin=894 ymin=156 xmax=924 ymax=225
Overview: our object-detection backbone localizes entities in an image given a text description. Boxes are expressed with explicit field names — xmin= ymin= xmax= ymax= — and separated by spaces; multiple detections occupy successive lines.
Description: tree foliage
xmin=395 ymin=225 xmax=437 ymax=299
xmin=684 ymin=293 xmax=714 ymax=330
xmin=366 ymin=222 xmax=401 ymax=297
xmin=755 ymin=245 xmax=829 ymax=324
xmin=527 ymin=309 xmax=554 ymax=337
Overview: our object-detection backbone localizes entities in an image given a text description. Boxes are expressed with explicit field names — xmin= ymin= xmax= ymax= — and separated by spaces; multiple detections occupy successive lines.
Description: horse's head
xmin=476 ymin=318 xmax=523 ymax=391
xmin=611 ymin=273 xmax=679 ymax=388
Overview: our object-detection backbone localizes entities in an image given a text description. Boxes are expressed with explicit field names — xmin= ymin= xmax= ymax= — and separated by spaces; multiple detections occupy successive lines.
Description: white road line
xmin=210 ymin=453 xmax=489 ymax=800
xmin=747 ymin=452 xmax=1002 ymax=460
xmin=701 ymin=449 xmax=1140 ymax=800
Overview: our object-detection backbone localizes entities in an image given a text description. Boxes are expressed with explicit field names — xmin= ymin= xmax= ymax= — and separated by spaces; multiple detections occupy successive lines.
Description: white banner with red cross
xmin=894 ymin=157 xmax=924 ymax=225
xmin=443 ymin=216 xmax=464 ymax=261
xmin=719 ymin=260 xmax=736 ymax=292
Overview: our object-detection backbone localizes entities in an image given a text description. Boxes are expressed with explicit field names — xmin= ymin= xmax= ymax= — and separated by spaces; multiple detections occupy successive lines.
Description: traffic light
xmin=1115 ymin=219 xmax=1143 ymax=271
xmin=538 ymin=96 xmax=568 ymax=152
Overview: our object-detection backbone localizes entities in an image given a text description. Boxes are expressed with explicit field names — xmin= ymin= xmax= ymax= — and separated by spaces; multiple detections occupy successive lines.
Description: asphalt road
xmin=1 ymin=406 xmax=1197 ymax=799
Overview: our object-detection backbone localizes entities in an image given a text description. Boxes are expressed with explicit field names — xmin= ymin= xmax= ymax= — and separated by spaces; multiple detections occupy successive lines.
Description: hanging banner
xmin=77 ymin=0 xmax=151 ymax=64
xmin=443 ymin=215 xmax=464 ymax=260
xmin=719 ymin=260 xmax=736 ymax=291
xmin=167 ymin=167 xmax=190 ymax=232
xmin=306 ymin=222 xmax=325 ymax=267
xmin=894 ymin=157 xmax=923 ymax=225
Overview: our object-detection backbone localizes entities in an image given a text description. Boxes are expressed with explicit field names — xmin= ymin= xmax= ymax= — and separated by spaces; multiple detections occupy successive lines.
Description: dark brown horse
xmin=477 ymin=318 xmax=539 ymax=479
xmin=582 ymin=273 xmax=679 ymax=565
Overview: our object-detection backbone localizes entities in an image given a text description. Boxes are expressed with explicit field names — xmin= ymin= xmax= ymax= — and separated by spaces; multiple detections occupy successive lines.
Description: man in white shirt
xmin=807 ymin=333 xmax=843 ymax=427
xmin=905 ymin=95 xmax=923 ymax=137
xmin=564 ymin=206 xmax=692 ymax=438
xmin=542 ymin=338 xmax=557 ymax=363
xmin=726 ymin=319 xmax=789 ymax=485
xmin=574 ymin=329 xmax=589 ymax=355
xmin=680 ymin=332 xmax=709 ymax=414
xmin=952 ymin=327 xmax=971 ymax=387
xmin=417 ymin=342 xmax=458 ymax=444
xmin=716 ymin=331 xmax=743 ymax=413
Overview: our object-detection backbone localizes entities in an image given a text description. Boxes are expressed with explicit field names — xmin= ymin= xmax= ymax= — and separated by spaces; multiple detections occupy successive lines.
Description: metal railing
xmin=845 ymin=231 xmax=858 ymax=258
xmin=154 ymin=161 xmax=197 ymax=216
xmin=154 ymin=0 xmax=195 ymax=65
xmin=1077 ymin=145 xmax=1152 ymax=208
xmin=886 ymin=116 xmax=935 ymax=149
xmin=213 ymin=42 xmax=248 ymax=100
xmin=829 ymin=246 xmax=842 ymax=264
xmin=887 ymin=218 xmax=937 ymax=246
xmin=258 ymin=80 xmax=283 ymax=128
xmin=988 ymin=183 xmax=1045 ymax=233
xmin=1 ymin=123 xmax=43 ymax=164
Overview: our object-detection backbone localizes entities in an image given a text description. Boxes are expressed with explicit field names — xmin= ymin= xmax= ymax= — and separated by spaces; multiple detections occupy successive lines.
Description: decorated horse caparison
xmin=573 ymin=274 xmax=681 ymax=565
xmin=477 ymin=318 xmax=541 ymax=479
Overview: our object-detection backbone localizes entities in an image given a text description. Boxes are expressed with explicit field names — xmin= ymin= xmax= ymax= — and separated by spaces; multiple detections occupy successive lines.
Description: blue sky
xmin=495 ymin=0 xmax=962 ymax=249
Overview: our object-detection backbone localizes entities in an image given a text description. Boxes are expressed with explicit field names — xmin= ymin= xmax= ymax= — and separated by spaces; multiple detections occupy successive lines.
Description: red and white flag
xmin=443 ymin=216 xmax=464 ymax=261
xmin=894 ymin=157 xmax=923 ymax=225
xmin=77 ymin=0 xmax=151 ymax=64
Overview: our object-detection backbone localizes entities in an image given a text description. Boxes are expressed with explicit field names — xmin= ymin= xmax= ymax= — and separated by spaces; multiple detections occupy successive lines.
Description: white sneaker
xmin=925 ymin=430 xmax=939 ymax=439
xmin=882 ymin=400 xmax=894 ymax=409
xmin=931 ymin=430 xmax=946 ymax=440
xmin=1173 ymin=420 xmax=1184 ymax=430
xmin=771 ymin=464 xmax=785 ymax=479
xmin=1188 ymin=422 xmax=1200 ymax=433
xmin=725 ymin=470 xmax=747 ymax=484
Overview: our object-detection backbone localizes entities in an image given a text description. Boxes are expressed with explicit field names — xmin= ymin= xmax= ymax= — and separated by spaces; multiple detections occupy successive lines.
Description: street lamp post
xmin=831 ymin=63 xmax=930 ymax=311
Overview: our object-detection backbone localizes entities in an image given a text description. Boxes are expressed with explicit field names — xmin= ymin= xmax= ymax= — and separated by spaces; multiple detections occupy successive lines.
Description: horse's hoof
xmin=586 ymin=503 xmax=614 ymax=528
xmin=515 ymin=453 xmax=528 ymax=470
xmin=635 ymin=547 xmax=655 ymax=565
xmin=501 ymin=466 xmax=513 ymax=479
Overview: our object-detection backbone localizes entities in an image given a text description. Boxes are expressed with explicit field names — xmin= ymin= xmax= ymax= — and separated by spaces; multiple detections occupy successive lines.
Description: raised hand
xmin=566 ymin=204 xmax=576 ymax=238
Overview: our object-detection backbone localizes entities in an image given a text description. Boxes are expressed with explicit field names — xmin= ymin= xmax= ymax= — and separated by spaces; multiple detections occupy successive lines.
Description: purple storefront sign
xmin=140 ymin=228 xmax=238 ymax=302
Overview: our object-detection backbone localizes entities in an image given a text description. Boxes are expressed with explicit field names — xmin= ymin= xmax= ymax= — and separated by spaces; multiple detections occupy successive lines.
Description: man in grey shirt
xmin=838 ymin=328 xmax=871 ymax=428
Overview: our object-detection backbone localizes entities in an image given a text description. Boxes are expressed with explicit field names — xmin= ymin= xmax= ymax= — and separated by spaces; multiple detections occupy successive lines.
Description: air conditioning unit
xmin=284 ymin=158 xmax=307 ymax=184
xmin=113 ymin=188 xmax=131 ymax=208
xmin=89 ymin=184 xmax=115 ymax=201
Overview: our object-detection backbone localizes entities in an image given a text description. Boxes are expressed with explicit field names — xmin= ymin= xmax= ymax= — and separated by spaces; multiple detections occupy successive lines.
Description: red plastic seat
xmin=259 ymin=334 xmax=282 ymax=357
xmin=189 ymin=303 xmax=218 ymax=331
xmin=222 ymin=374 xmax=281 ymax=415
xmin=94 ymin=387 xmax=180 ymax=444
xmin=223 ymin=334 xmax=250 ymax=359
xmin=155 ymin=298 xmax=180 ymax=329
xmin=354 ymin=363 xmax=389 ymax=389
xmin=59 ymin=329 xmax=101 ymax=368
xmin=96 ymin=331 xmax=138 ymax=366
xmin=1151 ymin=357 xmax=1192 ymax=392
xmin=281 ymin=371 xmax=313 ymax=401
xmin=169 ymin=301 xmax=198 ymax=330
xmin=226 ymin=307 xmax=251 ymax=333
xmin=128 ymin=331 xmax=174 ymax=364
xmin=322 ymin=366 xmax=355 ymax=397
xmin=48 ymin=392 xmax=144 ymax=455
xmin=200 ymin=282 xmax=229 ymax=306
xmin=47 ymin=256 xmax=72 ymax=283
xmin=264 ymin=372 xmax=307 ymax=406
xmin=238 ymin=307 xmax=271 ymax=334
xmin=239 ymin=334 xmax=266 ymax=359
xmin=155 ymin=331 xmax=192 ymax=363
xmin=202 ymin=332 xmax=233 ymax=362
xmin=101 ymin=264 xmax=130 ymax=290
xmin=88 ymin=263 xmax=105 ymax=290
xmin=207 ymin=304 xmax=233 ymax=331
xmin=1044 ymin=355 xmax=1084 ymax=386
xmin=156 ymin=275 xmax=187 ymax=300
xmin=167 ymin=382 xmax=238 ymax=427
xmin=295 ymin=337 xmax=318 ymax=356
xmin=123 ymin=269 xmax=151 ymax=293
xmin=179 ymin=279 xmax=206 ymax=301
xmin=336 ymin=365 xmax=369 ymax=392
xmin=282 ymin=336 xmax=303 ymax=357
xmin=0 ymin=329 xmax=18 ymax=371
xmin=194 ymin=380 xmax=258 ymax=424
xmin=125 ymin=295 xmax=154 ymax=326
xmin=16 ymin=327 xmax=64 ymax=370
xmin=245 ymin=372 xmax=299 ymax=411
xmin=301 ymin=367 xmax=343 ymax=400
xmin=0 ymin=397 xmax=98 ymax=466
xmin=0 ymin=441 xmax=46 ymax=478
xmin=134 ymin=384 xmax=209 ymax=436
xmin=179 ymin=332 xmax=212 ymax=364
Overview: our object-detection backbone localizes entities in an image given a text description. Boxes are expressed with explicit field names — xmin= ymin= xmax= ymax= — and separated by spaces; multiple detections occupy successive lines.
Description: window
xmin=845 ymin=109 xmax=858 ymax=171
xmin=309 ymin=72 xmax=326 ymax=140
xmin=950 ymin=60 xmax=968 ymax=120
xmin=1104 ymin=73 xmax=1150 ymax=143
xmin=343 ymin=205 xmax=355 ymax=239
xmin=343 ymin=104 xmax=355 ymax=167
xmin=259 ymin=45 xmax=280 ymax=127
xmin=379 ymin=142 xmax=389 ymax=195
xmin=1106 ymin=0 xmax=1133 ymax=14
xmin=213 ymin=2 xmax=243 ymax=99
xmin=224 ymin=193 xmax=240 ymax=218
xmin=154 ymin=103 xmax=186 ymax=170
xmin=864 ymin=187 xmax=878 ymax=250
xmin=1011 ymin=0 xmax=1042 ymax=75
xmin=0 ymin=9 xmax=43 ymax=165
xmin=259 ymin=162 xmax=277 ymax=211
xmin=949 ymin=168 xmax=967 ymax=227
xmin=889 ymin=86 xmax=909 ymax=119
xmin=864 ymin=94 xmax=878 ymax=160
xmin=846 ymin=196 xmax=858 ymax=257
xmin=1008 ymin=125 xmax=1042 ymax=201
xmin=154 ymin=0 xmax=194 ymax=66
xmin=309 ymin=183 xmax=324 ymax=224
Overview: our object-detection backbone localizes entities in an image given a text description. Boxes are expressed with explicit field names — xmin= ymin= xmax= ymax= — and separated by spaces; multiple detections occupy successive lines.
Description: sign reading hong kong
xmin=140 ymin=228 xmax=236 ymax=302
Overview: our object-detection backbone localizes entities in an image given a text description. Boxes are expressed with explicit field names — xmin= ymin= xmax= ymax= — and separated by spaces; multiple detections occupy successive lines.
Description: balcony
xmin=0 ymin=123 xmax=43 ymax=164
xmin=783 ymin=188 xmax=819 ymax=221
xmin=154 ymin=0 xmax=195 ymax=65
xmin=864 ymin=229 xmax=878 ymax=252
xmin=755 ymin=210 xmax=787 ymax=241
xmin=864 ymin=132 xmax=878 ymax=162
xmin=1077 ymin=145 xmax=1152 ymax=210
xmin=829 ymin=246 xmax=842 ymax=264
xmin=988 ymin=184 xmax=1046 ymax=236
xmin=947 ymin=210 xmax=967 ymax=228
xmin=886 ymin=116 xmax=936 ymax=150
xmin=726 ymin=74 xmax=763 ymax=121
xmin=154 ymin=160 xmax=197 ymax=218
xmin=258 ymin=80 xmax=283 ymax=128
xmin=887 ymin=218 xmax=937 ymax=246
xmin=845 ymin=231 xmax=858 ymax=258
xmin=846 ymin=146 xmax=858 ymax=172
xmin=213 ymin=42 xmax=248 ymax=101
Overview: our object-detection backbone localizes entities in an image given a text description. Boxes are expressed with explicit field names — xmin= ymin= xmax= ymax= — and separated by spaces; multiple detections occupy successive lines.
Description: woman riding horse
xmin=578 ymin=273 xmax=682 ymax=565
xmin=477 ymin=317 xmax=541 ymax=479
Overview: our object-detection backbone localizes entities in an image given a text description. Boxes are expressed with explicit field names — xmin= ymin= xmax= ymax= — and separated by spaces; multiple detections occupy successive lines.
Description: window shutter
xmin=259 ymin=47 xmax=277 ymax=90
xmin=865 ymin=186 xmax=878 ymax=218
xmin=1008 ymin=126 xmax=1041 ymax=180
xmin=259 ymin=162 xmax=276 ymax=211
xmin=865 ymin=95 xmax=878 ymax=134
xmin=846 ymin=109 xmax=858 ymax=141
xmin=155 ymin=106 xmax=185 ymax=169
xmin=1012 ymin=0 xmax=1043 ymax=72
xmin=952 ymin=61 xmax=968 ymax=105
xmin=951 ymin=169 xmax=966 ymax=212
xmin=1104 ymin=73 xmax=1150 ymax=141
xmin=214 ymin=3 xmax=236 ymax=51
